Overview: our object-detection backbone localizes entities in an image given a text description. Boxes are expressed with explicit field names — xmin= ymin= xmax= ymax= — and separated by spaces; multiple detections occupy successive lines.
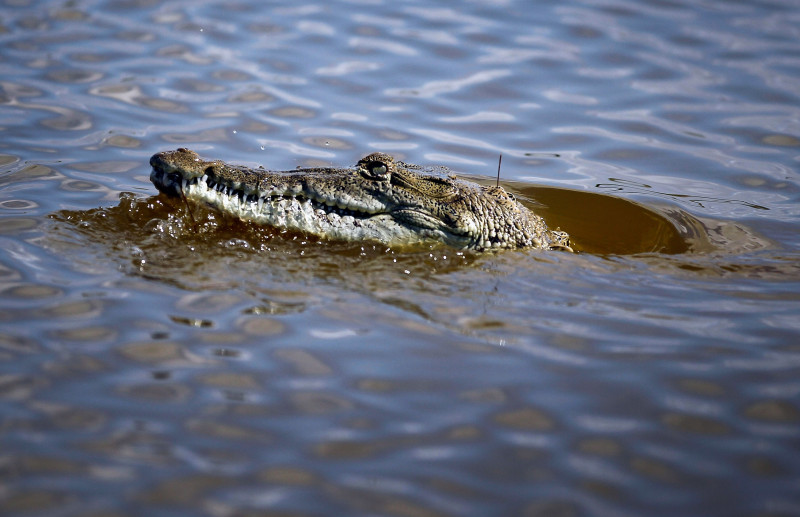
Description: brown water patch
xmin=70 ymin=161 xmax=139 ymax=173
xmin=137 ymin=474 xmax=233 ymax=506
xmin=0 ymin=490 xmax=73 ymax=515
xmin=576 ymin=437 xmax=623 ymax=457
xmin=274 ymin=348 xmax=333 ymax=377
xmin=524 ymin=500 xmax=580 ymax=517
xmin=186 ymin=419 xmax=270 ymax=442
xmin=745 ymin=456 xmax=785 ymax=477
xmin=673 ymin=378 xmax=726 ymax=397
xmin=0 ymin=373 xmax=49 ymax=401
xmin=270 ymin=106 xmax=316 ymax=118
xmin=198 ymin=372 xmax=261 ymax=390
xmin=104 ymin=134 xmax=142 ymax=148
xmin=51 ymin=325 xmax=117 ymax=343
xmin=1 ymin=164 xmax=62 ymax=185
xmin=661 ymin=412 xmax=729 ymax=435
xmin=0 ymin=217 xmax=39 ymax=234
xmin=290 ymin=391 xmax=354 ymax=414
xmin=303 ymin=136 xmax=352 ymax=149
xmin=31 ymin=402 xmax=106 ymax=431
xmin=0 ymin=153 xmax=20 ymax=166
xmin=0 ymin=199 xmax=39 ymax=210
xmin=742 ymin=400 xmax=800 ymax=423
xmin=0 ymin=333 xmax=41 ymax=356
xmin=239 ymin=316 xmax=286 ymax=336
xmin=118 ymin=383 xmax=191 ymax=402
xmin=37 ymin=299 xmax=104 ymax=319
xmin=117 ymin=341 xmax=185 ymax=363
xmin=3 ymin=283 xmax=62 ymax=299
xmin=494 ymin=407 xmax=557 ymax=431
xmin=629 ymin=456 xmax=683 ymax=484
xmin=259 ymin=465 xmax=317 ymax=485
xmin=513 ymin=184 xmax=688 ymax=255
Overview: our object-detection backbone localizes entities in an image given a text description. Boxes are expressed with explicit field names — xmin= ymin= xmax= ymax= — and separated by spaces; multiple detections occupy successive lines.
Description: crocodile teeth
xmin=187 ymin=173 xmax=379 ymax=222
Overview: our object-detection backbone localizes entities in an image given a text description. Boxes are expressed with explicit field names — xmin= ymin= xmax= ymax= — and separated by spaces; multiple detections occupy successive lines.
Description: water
xmin=1 ymin=0 xmax=799 ymax=516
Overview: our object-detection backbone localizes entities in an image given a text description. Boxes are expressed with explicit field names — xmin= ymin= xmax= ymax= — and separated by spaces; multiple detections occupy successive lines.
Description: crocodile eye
xmin=357 ymin=152 xmax=395 ymax=180
xmin=364 ymin=160 xmax=390 ymax=179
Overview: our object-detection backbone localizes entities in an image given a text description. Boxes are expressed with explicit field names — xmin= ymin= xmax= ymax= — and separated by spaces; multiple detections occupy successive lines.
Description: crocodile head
xmin=150 ymin=148 xmax=570 ymax=251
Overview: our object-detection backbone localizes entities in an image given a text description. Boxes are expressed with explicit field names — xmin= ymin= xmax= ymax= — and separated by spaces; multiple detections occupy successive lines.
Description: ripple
xmin=45 ymin=69 xmax=104 ymax=83
xmin=198 ymin=372 xmax=261 ymax=390
xmin=2 ymin=283 xmax=61 ymax=299
xmin=239 ymin=317 xmax=286 ymax=336
xmin=409 ymin=128 xmax=496 ymax=152
xmin=0 ymin=199 xmax=38 ymax=210
xmin=494 ymin=407 xmax=558 ymax=431
xmin=70 ymin=160 xmax=139 ymax=173
xmin=119 ymin=383 xmax=191 ymax=402
xmin=385 ymin=69 xmax=512 ymax=98
xmin=348 ymin=36 xmax=418 ymax=56
xmin=439 ymin=111 xmax=515 ymax=123
xmin=256 ymin=138 xmax=336 ymax=158
xmin=51 ymin=326 xmax=117 ymax=344
xmin=556 ymin=124 xmax=795 ymax=181
xmin=274 ymin=348 xmax=332 ymax=376
xmin=291 ymin=391 xmax=354 ymax=414
xmin=0 ymin=490 xmax=70 ymax=515
xmin=742 ymin=399 xmax=800 ymax=423
xmin=3 ymin=1 xmax=800 ymax=516
xmin=36 ymin=299 xmax=104 ymax=319
xmin=0 ymin=153 xmax=20 ymax=167
xmin=0 ymin=333 xmax=40 ymax=356
xmin=117 ymin=341 xmax=186 ymax=363
xmin=542 ymin=89 xmax=599 ymax=106
xmin=0 ymin=373 xmax=49 ymax=401
xmin=661 ymin=412 xmax=729 ymax=435
xmin=227 ymin=89 xmax=275 ymax=104
xmin=162 ymin=127 xmax=228 ymax=143
xmin=186 ymin=419 xmax=270 ymax=442
xmin=268 ymin=106 xmax=317 ymax=118
xmin=316 ymin=60 xmax=381 ymax=76
xmin=103 ymin=134 xmax=142 ymax=148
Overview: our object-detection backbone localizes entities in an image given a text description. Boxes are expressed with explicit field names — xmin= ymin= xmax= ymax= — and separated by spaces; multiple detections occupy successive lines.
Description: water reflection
xmin=3 ymin=0 xmax=800 ymax=515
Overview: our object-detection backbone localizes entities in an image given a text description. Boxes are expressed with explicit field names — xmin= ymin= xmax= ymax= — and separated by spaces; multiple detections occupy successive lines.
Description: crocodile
xmin=149 ymin=148 xmax=571 ymax=251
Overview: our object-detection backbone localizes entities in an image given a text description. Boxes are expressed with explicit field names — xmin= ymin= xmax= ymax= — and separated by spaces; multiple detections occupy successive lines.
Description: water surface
xmin=1 ymin=1 xmax=799 ymax=516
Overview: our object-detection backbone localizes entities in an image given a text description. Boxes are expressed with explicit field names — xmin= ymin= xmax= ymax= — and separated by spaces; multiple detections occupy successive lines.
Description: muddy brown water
xmin=2 ymin=1 xmax=800 ymax=516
